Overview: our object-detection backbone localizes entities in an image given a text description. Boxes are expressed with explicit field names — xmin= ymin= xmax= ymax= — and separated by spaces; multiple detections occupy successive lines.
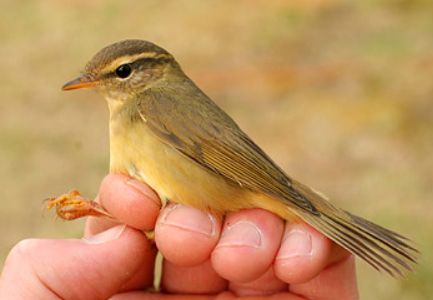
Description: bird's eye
xmin=115 ymin=64 xmax=132 ymax=79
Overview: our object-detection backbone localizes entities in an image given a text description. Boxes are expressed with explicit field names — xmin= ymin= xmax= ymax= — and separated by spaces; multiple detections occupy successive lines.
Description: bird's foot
xmin=46 ymin=190 xmax=114 ymax=220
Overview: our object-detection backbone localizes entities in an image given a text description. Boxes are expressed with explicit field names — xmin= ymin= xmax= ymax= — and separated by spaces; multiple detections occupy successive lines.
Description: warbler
xmin=49 ymin=39 xmax=417 ymax=276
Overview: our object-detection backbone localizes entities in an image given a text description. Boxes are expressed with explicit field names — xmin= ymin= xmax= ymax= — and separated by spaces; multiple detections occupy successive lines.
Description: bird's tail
xmin=293 ymin=181 xmax=418 ymax=277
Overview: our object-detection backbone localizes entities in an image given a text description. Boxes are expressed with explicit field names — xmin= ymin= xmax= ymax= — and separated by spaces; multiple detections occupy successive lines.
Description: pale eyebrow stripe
xmin=102 ymin=53 xmax=171 ymax=73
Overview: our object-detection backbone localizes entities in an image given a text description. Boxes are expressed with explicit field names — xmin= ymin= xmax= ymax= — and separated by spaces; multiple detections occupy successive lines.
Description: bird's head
xmin=62 ymin=39 xmax=179 ymax=101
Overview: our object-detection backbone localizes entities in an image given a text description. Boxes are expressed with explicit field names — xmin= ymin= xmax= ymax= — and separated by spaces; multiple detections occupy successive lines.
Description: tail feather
xmin=302 ymin=211 xmax=418 ymax=276
xmin=290 ymin=181 xmax=418 ymax=276
xmin=305 ymin=213 xmax=397 ymax=274
xmin=326 ymin=213 xmax=414 ymax=271
xmin=346 ymin=211 xmax=417 ymax=250
xmin=344 ymin=211 xmax=418 ymax=258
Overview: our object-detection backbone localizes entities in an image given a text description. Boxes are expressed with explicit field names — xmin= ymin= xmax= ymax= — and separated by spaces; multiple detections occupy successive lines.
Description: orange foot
xmin=46 ymin=190 xmax=114 ymax=220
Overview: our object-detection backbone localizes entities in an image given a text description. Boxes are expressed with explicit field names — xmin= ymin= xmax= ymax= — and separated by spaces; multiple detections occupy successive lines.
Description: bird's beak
xmin=62 ymin=74 xmax=98 ymax=91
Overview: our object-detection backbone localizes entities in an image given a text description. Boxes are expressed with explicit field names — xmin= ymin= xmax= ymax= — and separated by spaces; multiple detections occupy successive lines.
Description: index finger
xmin=85 ymin=173 xmax=161 ymax=236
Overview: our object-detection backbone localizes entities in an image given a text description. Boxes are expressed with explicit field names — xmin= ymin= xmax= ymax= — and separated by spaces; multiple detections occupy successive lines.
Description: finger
xmin=211 ymin=209 xmax=284 ymax=283
xmin=229 ymin=267 xmax=287 ymax=296
xmin=274 ymin=222 xmax=333 ymax=284
xmin=111 ymin=291 xmax=305 ymax=300
xmin=290 ymin=255 xmax=359 ymax=300
xmin=155 ymin=204 xmax=222 ymax=266
xmin=112 ymin=292 xmax=236 ymax=300
xmin=161 ymin=259 xmax=227 ymax=294
xmin=0 ymin=226 xmax=156 ymax=299
xmin=86 ymin=173 xmax=161 ymax=235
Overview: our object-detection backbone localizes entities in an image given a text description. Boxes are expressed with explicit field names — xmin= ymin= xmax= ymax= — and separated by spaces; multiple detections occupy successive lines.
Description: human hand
xmin=0 ymin=174 xmax=359 ymax=299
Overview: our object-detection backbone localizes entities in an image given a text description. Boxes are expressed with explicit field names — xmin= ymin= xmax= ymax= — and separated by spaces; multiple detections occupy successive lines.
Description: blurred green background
xmin=0 ymin=0 xmax=432 ymax=298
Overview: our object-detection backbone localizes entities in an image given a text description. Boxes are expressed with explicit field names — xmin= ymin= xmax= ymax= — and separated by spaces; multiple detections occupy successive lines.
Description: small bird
xmin=48 ymin=39 xmax=418 ymax=277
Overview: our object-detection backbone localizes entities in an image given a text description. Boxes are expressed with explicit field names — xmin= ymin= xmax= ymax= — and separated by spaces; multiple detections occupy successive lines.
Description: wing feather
xmin=136 ymin=86 xmax=318 ymax=215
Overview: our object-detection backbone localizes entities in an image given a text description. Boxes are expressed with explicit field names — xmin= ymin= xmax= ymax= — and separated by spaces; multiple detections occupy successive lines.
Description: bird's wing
xmin=137 ymin=87 xmax=318 ymax=215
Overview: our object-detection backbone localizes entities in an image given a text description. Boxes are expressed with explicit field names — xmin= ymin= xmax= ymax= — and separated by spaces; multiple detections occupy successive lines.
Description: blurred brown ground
xmin=0 ymin=0 xmax=432 ymax=298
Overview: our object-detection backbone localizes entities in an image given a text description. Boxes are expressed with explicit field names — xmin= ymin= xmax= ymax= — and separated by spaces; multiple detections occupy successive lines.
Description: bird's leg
xmin=142 ymin=196 xmax=170 ymax=241
xmin=46 ymin=190 xmax=114 ymax=220
xmin=160 ymin=196 xmax=169 ymax=209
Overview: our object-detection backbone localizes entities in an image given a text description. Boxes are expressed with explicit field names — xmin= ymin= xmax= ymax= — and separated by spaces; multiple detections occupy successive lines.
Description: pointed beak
xmin=62 ymin=74 xmax=98 ymax=91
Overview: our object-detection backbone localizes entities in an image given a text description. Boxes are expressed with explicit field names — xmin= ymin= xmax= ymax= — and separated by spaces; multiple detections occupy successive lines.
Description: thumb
xmin=0 ymin=226 xmax=155 ymax=300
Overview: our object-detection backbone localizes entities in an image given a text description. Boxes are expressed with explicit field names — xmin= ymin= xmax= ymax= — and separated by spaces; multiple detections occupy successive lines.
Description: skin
xmin=0 ymin=174 xmax=359 ymax=299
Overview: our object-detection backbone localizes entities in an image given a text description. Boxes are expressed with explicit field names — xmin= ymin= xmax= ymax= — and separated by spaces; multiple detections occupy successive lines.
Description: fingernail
xmin=125 ymin=178 xmax=160 ymax=207
xmin=158 ymin=204 xmax=216 ymax=237
xmin=84 ymin=224 xmax=126 ymax=244
xmin=217 ymin=220 xmax=262 ymax=248
xmin=277 ymin=229 xmax=312 ymax=259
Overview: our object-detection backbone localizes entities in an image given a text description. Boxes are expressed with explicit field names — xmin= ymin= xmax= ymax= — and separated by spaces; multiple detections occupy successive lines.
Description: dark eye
xmin=115 ymin=64 xmax=132 ymax=78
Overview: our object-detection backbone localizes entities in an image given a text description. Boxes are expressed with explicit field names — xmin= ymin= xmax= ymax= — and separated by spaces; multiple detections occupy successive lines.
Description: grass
xmin=0 ymin=0 xmax=432 ymax=298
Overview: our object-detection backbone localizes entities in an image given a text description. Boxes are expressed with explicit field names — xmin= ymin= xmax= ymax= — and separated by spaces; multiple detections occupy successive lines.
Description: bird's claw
xmin=46 ymin=190 xmax=114 ymax=220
